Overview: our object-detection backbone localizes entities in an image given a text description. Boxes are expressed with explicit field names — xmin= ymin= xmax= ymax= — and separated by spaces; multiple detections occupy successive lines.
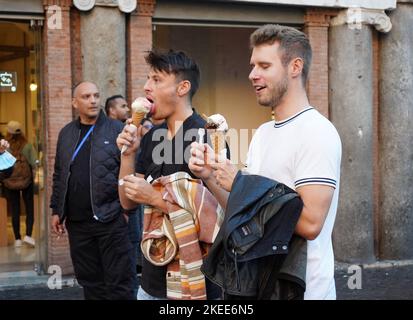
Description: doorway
xmin=0 ymin=19 xmax=45 ymax=274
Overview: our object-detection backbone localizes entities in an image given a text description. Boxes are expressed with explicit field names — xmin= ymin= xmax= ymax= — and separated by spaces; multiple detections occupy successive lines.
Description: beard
xmin=258 ymin=75 xmax=289 ymax=108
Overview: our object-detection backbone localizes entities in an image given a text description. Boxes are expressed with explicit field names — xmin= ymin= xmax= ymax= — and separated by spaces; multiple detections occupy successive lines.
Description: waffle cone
xmin=132 ymin=112 xmax=146 ymax=127
xmin=210 ymin=131 xmax=226 ymax=158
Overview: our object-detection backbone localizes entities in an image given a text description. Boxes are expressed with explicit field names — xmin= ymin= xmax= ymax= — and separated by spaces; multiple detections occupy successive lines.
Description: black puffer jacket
xmin=50 ymin=110 xmax=124 ymax=223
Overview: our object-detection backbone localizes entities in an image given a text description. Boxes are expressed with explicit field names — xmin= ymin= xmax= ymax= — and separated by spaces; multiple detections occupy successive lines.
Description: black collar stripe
xmin=274 ymin=107 xmax=314 ymax=128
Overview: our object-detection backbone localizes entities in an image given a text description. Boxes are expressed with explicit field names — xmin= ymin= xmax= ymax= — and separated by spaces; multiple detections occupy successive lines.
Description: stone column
xmin=126 ymin=0 xmax=155 ymax=102
xmin=329 ymin=8 xmax=391 ymax=263
xmin=74 ymin=0 xmax=136 ymax=105
xmin=43 ymin=0 xmax=74 ymax=274
xmin=379 ymin=1 xmax=413 ymax=259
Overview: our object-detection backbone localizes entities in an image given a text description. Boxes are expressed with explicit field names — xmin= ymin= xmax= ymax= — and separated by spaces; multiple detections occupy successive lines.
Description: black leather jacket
xmin=50 ymin=110 xmax=124 ymax=223
xmin=201 ymin=171 xmax=307 ymax=299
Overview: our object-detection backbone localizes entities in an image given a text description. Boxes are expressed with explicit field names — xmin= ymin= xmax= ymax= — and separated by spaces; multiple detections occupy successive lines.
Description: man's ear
xmin=290 ymin=57 xmax=304 ymax=79
xmin=72 ymin=98 xmax=78 ymax=110
xmin=177 ymin=80 xmax=191 ymax=97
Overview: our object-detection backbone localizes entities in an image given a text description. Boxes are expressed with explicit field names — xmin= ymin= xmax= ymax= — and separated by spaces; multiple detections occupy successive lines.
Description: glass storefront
xmin=0 ymin=19 xmax=45 ymax=274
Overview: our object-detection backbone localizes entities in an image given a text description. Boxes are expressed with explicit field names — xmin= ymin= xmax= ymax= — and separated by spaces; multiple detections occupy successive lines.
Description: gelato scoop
xmin=131 ymin=97 xmax=154 ymax=115
xmin=130 ymin=98 xmax=155 ymax=126
xmin=205 ymin=114 xmax=228 ymax=132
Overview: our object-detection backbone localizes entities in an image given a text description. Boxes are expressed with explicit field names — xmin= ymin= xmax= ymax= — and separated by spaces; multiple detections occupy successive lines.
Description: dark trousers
xmin=65 ymin=214 xmax=135 ymax=300
xmin=5 ymin=182 xmax=34 ymax=240
xmin=127 ymin=211 xmax=139 ymax=295
xmin=128 ymin=205 xmax=144 ymax=267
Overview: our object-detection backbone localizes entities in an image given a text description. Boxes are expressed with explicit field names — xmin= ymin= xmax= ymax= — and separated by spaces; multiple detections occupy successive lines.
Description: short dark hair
xmin=250 ymin=24 xmax=312 ymax=84
xmin=145 ymin=50 xmax=200 ymax=100
xmin=105 ymin=95 xmax=125 ymax=115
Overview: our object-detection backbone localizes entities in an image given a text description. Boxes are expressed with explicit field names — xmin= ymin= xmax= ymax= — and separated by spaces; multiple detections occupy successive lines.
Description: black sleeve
xmin=136 ymin=134 xmax=148 ymax=175
xmin=49 ymin=132 xmax=63 ymax=215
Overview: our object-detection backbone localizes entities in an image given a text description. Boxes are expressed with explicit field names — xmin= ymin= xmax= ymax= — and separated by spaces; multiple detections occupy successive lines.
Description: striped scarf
xmin=141 ymin=172 xmax=224 ymax=300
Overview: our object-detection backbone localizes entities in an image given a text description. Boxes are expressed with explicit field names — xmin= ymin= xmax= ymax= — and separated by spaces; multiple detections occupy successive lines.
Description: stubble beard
xmin=258 ymin=75 xmax=289 ymax=109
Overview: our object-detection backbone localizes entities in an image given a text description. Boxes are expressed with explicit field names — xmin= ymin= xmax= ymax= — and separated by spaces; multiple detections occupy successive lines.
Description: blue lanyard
xmin=71 ymin=125 xmax=95 ymax=162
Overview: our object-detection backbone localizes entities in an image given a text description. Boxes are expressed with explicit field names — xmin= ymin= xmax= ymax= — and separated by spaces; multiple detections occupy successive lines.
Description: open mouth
xmin=254 ymin=85 xmax=266 ymax=93
xmin=146 ymin=97 xmax=155 ymax=115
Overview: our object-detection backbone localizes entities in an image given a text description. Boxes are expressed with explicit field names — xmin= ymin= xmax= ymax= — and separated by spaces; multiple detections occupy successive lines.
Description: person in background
xmin=105 ymin=95 xmax=144 ymax=295
xmin=2 ymin=121 xmax=37 ymax=248
xmin=105 ymin=95 xmax=130 ymax=123
xmin=140 ymin=117 xmax=154 ymax=136
xmin=0 ymin=139 xmax=15 ymax=181
xmin=50 ymin=82 xmax=135 ymax=300
xmin=134 ymin=116 xmax=154 ymax=276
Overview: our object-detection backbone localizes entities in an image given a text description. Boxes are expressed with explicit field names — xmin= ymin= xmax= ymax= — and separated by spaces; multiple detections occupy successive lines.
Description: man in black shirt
xmin=117 ymin=50 xmax=222 ymax=300
xmin=50 ymin=82 xmax=135 ymax=300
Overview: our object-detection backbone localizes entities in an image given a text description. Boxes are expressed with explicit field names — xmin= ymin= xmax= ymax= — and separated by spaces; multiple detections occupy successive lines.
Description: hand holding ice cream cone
xmin=121 ymin=97 xmax=155 ymax=154
xmin=204 ymin=113 xmax=228 ymax=161
xmin=117 ymin=121 xmax=140 ymax=156
xmin=210 ymin=158 xmax=237 ymax=192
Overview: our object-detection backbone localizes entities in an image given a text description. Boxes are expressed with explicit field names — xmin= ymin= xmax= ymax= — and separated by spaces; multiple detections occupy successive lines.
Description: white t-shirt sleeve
xmin=294 ymin=123 xmax=341 ymax=189
xmin=245 ymin=127 xmax=260 ymax=171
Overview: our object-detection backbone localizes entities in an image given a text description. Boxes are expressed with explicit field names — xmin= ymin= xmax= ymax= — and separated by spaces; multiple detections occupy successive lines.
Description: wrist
xmin=150 ymin=192 xmax=162 ymax=207
xmin=121 ymin=151 xmax=136 ymax=159
xmin=203 ymin=173 xmax=218 ymax=188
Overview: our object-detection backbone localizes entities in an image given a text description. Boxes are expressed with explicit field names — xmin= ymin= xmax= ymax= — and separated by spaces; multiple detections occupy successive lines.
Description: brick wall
xmin=70 ymin=7 xmax=82 ymax=87
xmin=70 ymin=6 xmax=81 ymax=119
xmin=304 ymin=9 xmax=337 ymax=119
xmin=43 ymin=1 xmax=73 ymax=274
xmin=126 ymin=0 xmax=155 ymax=102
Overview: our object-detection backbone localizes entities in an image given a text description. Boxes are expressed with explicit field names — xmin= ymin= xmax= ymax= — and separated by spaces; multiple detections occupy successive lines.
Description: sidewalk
xmin=0 ymin=270 xmax=82 ymax=300
xmin=1 ymin=261 xmax=413 ymax=300
xmin=335 ymin=260 xmax=413 ymax=300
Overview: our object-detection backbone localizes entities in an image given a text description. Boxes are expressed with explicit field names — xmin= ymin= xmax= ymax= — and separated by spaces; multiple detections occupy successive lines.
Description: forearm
xmin=150 ymin=191 xmax=168 ymax=213
xmin=119 ymin=153 xmax=138 ymax=209
xmin=294 ymin=206 xmax=325 ymax=241
xmin=203 ymin=175 xmax=230 ymax=209
xmin=294 ymin=185 xmax=334 ymax=240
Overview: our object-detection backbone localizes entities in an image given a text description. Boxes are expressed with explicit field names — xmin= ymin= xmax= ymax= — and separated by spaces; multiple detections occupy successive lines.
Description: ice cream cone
xmin=132 ymin=111 xmax=146 ymax=127
xmin=210 ymin=130 xmax=226 ymax=160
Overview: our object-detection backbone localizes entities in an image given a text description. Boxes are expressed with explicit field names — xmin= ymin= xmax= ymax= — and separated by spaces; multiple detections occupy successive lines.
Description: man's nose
xmin=143 ymin=80 xmax=151 ymax=93
xmin=249 ymin=68 xmax=259 ymax=81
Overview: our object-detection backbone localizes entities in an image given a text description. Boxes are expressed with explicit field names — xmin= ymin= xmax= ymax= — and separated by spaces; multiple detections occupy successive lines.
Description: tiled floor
xmin=0 ymin=216 xmax=36 ymax=273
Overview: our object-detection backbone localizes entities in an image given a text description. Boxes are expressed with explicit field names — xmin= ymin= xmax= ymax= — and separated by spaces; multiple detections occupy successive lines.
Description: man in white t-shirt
xmin=189 ymin=24 xmax=342 ymax=300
